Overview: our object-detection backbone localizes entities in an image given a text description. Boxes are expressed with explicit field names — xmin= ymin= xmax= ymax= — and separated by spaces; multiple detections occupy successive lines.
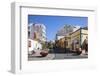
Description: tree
xmin=42 ymin=42 xmax=48 ymax=49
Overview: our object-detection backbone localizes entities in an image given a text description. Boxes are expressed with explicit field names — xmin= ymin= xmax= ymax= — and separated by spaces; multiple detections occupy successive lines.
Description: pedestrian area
xmin=28 ymin=53 xmax=88 ymax=61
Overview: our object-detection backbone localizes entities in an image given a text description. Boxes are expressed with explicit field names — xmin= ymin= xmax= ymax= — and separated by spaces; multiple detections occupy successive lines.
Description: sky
xmin=28 ymin=15 xmax=88 ymax=41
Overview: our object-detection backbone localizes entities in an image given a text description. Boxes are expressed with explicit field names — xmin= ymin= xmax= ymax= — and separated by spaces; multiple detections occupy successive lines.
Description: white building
xmin=28 ymin=39 xmax=42 ymax=54
xmin=28 ymin=23 xmax=47 ymax=54
xmin=29 ymin=23 xmax=46 ymax=42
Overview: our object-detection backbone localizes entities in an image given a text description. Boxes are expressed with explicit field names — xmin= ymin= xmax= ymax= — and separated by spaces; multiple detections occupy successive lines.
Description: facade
xmin=29 ymin=23 xmax=46 ymax=42
xmin=55 ymin=36 xmax=70 ymax=48
xmin=56 ymin=27 xmax=88 ymax=52
xmin=70 ymin=28 xmax=88 ymax=51
xmin=28 ymin=39 xmax=42 ymax=54
xmin=28 ymin=23 xmax=47 ymax=54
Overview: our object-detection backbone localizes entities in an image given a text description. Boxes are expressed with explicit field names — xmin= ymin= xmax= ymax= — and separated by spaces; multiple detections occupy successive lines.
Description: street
xmin=28 ymin=53 xmax=88 ymax=61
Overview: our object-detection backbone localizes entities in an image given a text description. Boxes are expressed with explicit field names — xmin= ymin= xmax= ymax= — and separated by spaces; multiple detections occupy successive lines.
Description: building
xmin=29 ymin=23 xmax=46 ymax=42
xmin=56 ymin=25 xmax=80 ymax=40
xmin=70 ymin=27 xmax=88 ymax=51
xmin=56 ymin=27 xmax=88 ymax=52
xmin=28 ymin=23 xmax=47 ymax=54
xmin=28 ymin=39 xmax=42 ymax=54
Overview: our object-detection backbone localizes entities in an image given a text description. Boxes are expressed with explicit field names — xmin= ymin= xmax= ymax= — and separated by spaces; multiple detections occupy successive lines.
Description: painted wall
xmin=57 ymin=28 xmax=88 ymax=50
xmin=28 ymin=39 xmax=42 ymax=53
xmin=81 ymin=29 xmax=88 ymax=45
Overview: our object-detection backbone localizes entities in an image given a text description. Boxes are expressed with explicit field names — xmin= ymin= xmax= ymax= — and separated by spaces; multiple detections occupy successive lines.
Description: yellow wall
xmin=81 ymin=29 xmax=88 ymax=34
xmin=56 ymin=28 xmax=88 ymax=50
xmin=70 ymin=28 xmax=88 ymax=50
xmin=70 ymin=30 xmax=80 ymax=50
xmin=57 ymin=36 xmax=71 ymax=48
xmin=81 ymin=29 xmax=88 ymax=45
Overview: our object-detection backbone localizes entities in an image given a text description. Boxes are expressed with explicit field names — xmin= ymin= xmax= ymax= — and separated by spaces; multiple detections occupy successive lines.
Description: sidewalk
xmin=28 ymin=53 xmax=88 ymax=61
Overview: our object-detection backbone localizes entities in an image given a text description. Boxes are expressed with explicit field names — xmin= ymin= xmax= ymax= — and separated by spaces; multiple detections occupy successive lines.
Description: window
xmin=28 ymin=40 xmax=31 ymax=47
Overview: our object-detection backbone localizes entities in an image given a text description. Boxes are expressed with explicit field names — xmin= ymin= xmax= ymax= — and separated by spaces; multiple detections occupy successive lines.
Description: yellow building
xmin=70 ymin=28 xmax=88 ymax=51
xmin=56 ymin=27 xmax=88 ymax=51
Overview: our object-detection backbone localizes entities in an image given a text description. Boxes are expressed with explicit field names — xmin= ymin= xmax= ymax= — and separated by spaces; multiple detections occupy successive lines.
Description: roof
xmin=70 ymin=27 xmax=88 ymax=35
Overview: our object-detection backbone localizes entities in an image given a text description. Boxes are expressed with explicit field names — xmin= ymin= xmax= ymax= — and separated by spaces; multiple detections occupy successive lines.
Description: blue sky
xmin=28 ymin=15 xmax=88 ymax=41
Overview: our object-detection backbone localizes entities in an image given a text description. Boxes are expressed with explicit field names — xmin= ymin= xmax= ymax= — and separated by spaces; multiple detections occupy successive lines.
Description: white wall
xmin=57 ymin=36 xmax=65 ymax=40
xmin=28 ymin=39 xmax=42 ymax=52
xmin=0 ymin=0 xmax=100 ymax=76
